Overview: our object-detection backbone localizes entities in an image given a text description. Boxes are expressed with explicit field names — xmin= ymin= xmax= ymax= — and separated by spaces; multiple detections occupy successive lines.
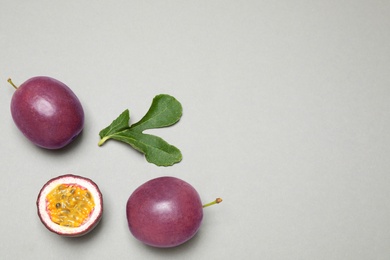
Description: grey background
xmin=1 ymin=1 xmax=390 ymax=259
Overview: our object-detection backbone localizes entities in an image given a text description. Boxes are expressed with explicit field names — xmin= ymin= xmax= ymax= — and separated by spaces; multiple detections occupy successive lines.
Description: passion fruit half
xmin=36 ymin=174 xmax=103 ymax=237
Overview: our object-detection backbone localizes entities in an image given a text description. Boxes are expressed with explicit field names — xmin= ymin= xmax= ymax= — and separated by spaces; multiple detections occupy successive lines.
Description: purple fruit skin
xmin=126 ymin=176 xmax=203 ymax=248
xmin=10 ymin=76 xmax=84 ymax=149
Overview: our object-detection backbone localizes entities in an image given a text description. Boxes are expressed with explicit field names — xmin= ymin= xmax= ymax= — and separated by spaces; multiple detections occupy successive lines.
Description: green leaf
xmin=99 ymin=109 xmax=130 ymax=138
xmin=98 ymin=109 xmax=130 ymax=146
xmin=98 ymin=94 xmax=183 ymax=166
xmin=109 ymin=130 xmax=182 ymax=166
xmin=130 ymin=94 xmax=182 ymax=132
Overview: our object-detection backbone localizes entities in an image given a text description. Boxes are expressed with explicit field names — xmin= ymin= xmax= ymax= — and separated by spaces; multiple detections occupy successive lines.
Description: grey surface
xmin=1 ymin=1 xmax=390 ymax=259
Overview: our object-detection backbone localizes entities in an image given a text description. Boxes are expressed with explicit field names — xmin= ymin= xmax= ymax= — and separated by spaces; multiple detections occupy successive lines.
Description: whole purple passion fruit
xmin=126 ymin=176 xmax=222 ymax=248
xmin=36 ymin=174 xmax=103 ymax=237
xmin=8 ymin=76 xmax=84 ymax=149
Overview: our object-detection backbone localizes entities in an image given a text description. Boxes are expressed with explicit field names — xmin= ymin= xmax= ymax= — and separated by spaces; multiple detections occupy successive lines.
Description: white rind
xmin=37 ymin=174 xmax=103 ymax=236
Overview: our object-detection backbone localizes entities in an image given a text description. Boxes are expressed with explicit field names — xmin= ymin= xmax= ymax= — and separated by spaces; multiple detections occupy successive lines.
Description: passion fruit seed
xmin=46 ymin=184 xmax=95 ymax=228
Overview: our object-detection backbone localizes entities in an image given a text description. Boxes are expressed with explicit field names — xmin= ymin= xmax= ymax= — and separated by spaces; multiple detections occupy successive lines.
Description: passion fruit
xmin=8 ymin=76 xmax=84 ymax=149
xmin=126 ymin=176 xmax=222 ymax=248
xmin=36 ymin=174 xmax=103 ymax=237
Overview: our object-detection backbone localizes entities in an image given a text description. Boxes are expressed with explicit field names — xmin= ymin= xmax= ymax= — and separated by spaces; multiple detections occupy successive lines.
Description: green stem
xmin=7 ymin=78 xmax=18 ymax=89
xmin=98 ymin=136 xmax=110 ymax=146
xmin=202 ymin=198 xmax=223 ymax=208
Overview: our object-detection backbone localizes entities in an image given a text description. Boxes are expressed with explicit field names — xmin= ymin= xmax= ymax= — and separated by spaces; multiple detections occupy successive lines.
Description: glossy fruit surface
xmin=10 ymin=76 xmax=84 ymax=149
xmin=36 ymin=174 xmax=103 ymax=237
xmin=126 ymin=176 xmax=203 ymax=248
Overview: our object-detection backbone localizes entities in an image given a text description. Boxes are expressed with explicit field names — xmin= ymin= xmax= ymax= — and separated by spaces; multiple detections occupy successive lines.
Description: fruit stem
xmin=202 ymin=198 xmax=223 ymax=208
xmin=7 ymin=78 xmax=18 ymax=89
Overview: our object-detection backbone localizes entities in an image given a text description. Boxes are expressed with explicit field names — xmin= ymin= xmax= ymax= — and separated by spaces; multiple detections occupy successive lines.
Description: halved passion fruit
xmin=36 ymin=174 xmax=103 ymax=237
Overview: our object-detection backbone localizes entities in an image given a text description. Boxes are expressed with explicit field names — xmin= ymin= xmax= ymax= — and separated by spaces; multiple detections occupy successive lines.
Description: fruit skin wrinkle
xmin=10 ymin=76 xmax=84 ymax=149
xmin=126 ymin=176 xmax=203 ymax=248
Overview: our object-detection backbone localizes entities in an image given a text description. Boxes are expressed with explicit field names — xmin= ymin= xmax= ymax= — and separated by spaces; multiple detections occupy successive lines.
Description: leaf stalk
xmin=98 ymin=136 xmax=110 ymax=146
